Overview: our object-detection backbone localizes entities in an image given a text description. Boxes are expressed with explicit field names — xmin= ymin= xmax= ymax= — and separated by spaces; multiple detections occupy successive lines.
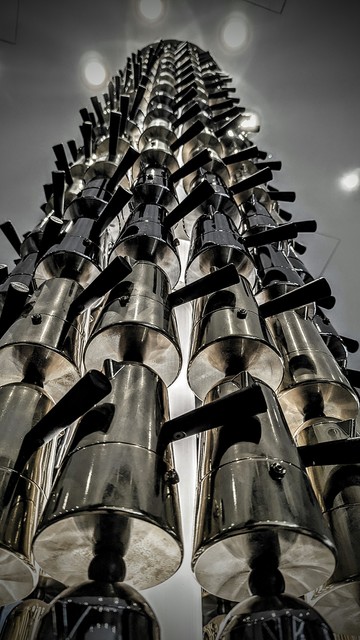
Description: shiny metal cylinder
xmin=217 ymin=594 xmax=336 ymax=639
xmin=0 ymin=599 xmax=49 ymax=640
xmin=0 ymin=383 xmax=56 ymax=604
xmin=33 ymin=362 xmax=183 ymax=589
xmin=266 ymin=310 xmax=359 ymax=433
xmin=192 ymin=374 xmax=336 ymax=601
xmin=131 ymin=166 xmax=178 ymax=211
xmin=34 ymin=581 xmax=161 ymax=639
xmin=0 ymin=278 xmax=87 ymax=401
xmin=84 ymin=261 xmax=182 ymax=386
xmin=34 ymin=218 xmax=104 ymax=288
xmin=298 ymin=422 xmax=360 ymax=635
xmin=182 ymin=148 xmax=229 ymax=195
xmin=110 ymin=203 xmax=181 ymax=288
xmin=185 ymin=211 xmax=255 ymax=285
xmin=187 ymin=275 xmax=284 ymax=400
xmin=134 ymin=139 xmax=179 ymax=176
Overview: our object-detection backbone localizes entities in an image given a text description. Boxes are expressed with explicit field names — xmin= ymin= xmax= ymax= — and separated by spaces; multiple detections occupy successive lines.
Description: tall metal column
xmin=0 ymin=38 xmax=359 ymax=640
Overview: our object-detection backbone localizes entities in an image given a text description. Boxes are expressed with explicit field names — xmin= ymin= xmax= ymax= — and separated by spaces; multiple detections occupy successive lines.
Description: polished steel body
xmin=266 ymin=310 xmax=359 ymax=433
xmin=185 ymin=210 xmax=255 ymax=285
xmin=187 ymin=275 xmax=284 ymax=400
xmin=0 ymin=278 xmax=87 ymax=401
xmin=192 ymin=374 xmax=336 ymax=601
xmin=84 ymin=261 xmax=182 ymax=386
xmin=0 ymin=383 xmax=55 ymax=604
xmin=33 ymin=362 xmax=183 ymax=589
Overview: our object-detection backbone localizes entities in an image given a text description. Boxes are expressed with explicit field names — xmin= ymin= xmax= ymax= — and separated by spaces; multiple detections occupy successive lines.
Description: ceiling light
xmin=80 ymin=52 xmax=108 ymax=90
xmin=240 ymin=112 xmax=260 ymax=132
xmin=339 ymin=170 xmax=360 ymax=192
xmin=137 ymin=0 xmax=165 ymax=22
xmin=220 ymin=13 xmax=249 ymax=53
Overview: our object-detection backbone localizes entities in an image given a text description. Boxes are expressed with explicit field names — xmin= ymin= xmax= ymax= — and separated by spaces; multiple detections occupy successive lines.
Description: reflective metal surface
xmin=185 ymin=210 xmax=255 ymax=285
xmin=35 ymin=581 xmax=161 ymax=639
xmin=187 ymin=276 xmax=284 ymax=400
xmin=217 ymin=594 xmax=335 ymax=639
xmin=33 ymin=362 xmax=183 ymax=589
xmin=0 ymin=383 xmax=56 ymax=604
xmin=111 ymin=203 xmax=181 ymax=288
xmin=0 ymin=278 xmax=86 ymax=401
xmin=192 ymin=375 xmax=336 ymax=601
xmin=266 ymin=310 xmax=359 ymax=432
xmin=0 ymin=599 xmax=49 ymax=640
xmin=84 ymin=261 xmax=182 ymax=386
xmin=131 ymin=166 xmax=178 ymax=211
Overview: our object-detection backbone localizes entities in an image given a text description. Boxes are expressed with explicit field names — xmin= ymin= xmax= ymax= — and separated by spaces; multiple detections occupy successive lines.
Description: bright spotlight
xmin=80 ymin=52 xmax=108 ymax=89
xmin=339 ymin=171 xmax=360 ymax=192
xmin=220 ymin=14 xmax=249 ymax=52
xmin=241 ymin=112 xmax=260 ymax=132
xmin=137 ymin=0 xmax=165 ymax=22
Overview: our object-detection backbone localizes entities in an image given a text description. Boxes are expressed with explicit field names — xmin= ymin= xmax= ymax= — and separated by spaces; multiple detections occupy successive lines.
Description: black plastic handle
xmin=0 ymin=282 xmax=29 ymax=337
xmin=170 ymin=120 xmax=205 ymax=153
xmin=268 ymin=190 xmax=296 ymax=202
xmin=298 ymin=437 xmax=360 ymax=467
xmin=163 ymin=180 xmax=215 ymax=229
xmin=106 ymin=146 xmax=140 ymax=193
xmin=119 ymin=95 xmax=130 ymax=136
xmin=168 ymin=263 xmax=239 ymax=308
xmin=130 ymin=83 xmax=147 ymax=120
xmin=292 ymin=240 xmax=307 ymax=254
xmin=255 ymin=159 xmax=282 ymax=170
xmin=68 ymin=256 xmax=132 ymax=318
xmin=0 ymin=264 xmax=8 ymax=284
xmin=175 ymin=86 xmax=198 ymax=110
xmin=52 ymin=170 xmax=66 ymax=218
xmin=340 ymin=336 xmax=359 ymax=353
xmin=260 ymin=277 xmax=332 ymax=318
xmin=171 ymin=148 xmax=212 ymax=184
xmin=243 ymin=223 xmax=298 ymax=249
xmin=278 ymin=208 xmax=292 ymax=222
xmin=0 ymin=221 xmax=22 ymax=256
xmin=108 ymin=111 xmax=121 ymax=161
xmin=52 ymin=144 xmax=73 ymax=186
xmin=67 ymin=139 xmax=78 ymax=162
xmin=80 ymin=107 xmax=91 ymax=122
xmin=158 ymin=383 xmax=266 ymax=450
xmin=175 ymin=71 xmax=196 ymax=89
xmin=172 ymin=103 xmax=202 ymax=129
xmin=90 ymin=95 xmax=106 ymax=126
xmin=293 ymin=219 xmax=317 ymax=233
xmin=211 ymin=98 xmax=240 ymax=112
xmin=80 ymin=121 xmax=93 ymax=161
xmin=223 ymin=145 xmax=259 ymax=166
xmin=90 ymin=185 xmax=133 ymax=238
xmin=230 ymin=167 xmax=273 ymax=195
xmin=345 ymin=368 xmax=360 ymax=389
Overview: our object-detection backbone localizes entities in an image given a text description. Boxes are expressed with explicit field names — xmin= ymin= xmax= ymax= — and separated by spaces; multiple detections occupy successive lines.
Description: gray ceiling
xmin=0 ymin=0 xmax=360 ymax=636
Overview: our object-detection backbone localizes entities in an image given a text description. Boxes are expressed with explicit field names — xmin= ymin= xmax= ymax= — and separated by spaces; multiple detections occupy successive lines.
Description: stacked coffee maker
xmin=0 ymin=38 xmax=359 ymax=639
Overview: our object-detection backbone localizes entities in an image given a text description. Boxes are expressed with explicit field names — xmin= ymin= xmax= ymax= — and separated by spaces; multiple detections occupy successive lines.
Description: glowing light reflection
xmin=137 ymin=0 xmax=165 ymax=22
xmin=339 ymin=170 xmax=360 ymax=192
xmin=220 ymin=14 xmax=249 ymax=52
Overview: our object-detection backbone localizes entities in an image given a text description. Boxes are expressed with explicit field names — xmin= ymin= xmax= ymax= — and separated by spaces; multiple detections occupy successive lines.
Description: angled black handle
xmin=298 ymin=437 xmax=360 ymax=467
xmin=170 ymin=120 xmax=205 ymax=153
xmin=243 ymin=223 xmax=298 ymax=248
xmin=163 ymin=180 xmax=215 ymax=229
xmin=172 ymin=103 xmax=202 ymax=129
xmin=268 ymin=190 xmax=296 ymax=202
xmin=90 ymin=95 xmax=106 ymax=126
xmin=175 ymin=86 xmax=198 ymax=110
xmin=90 ymin=185 xmax=133 ymax=238
xmin=108 ymin=111 xmax=121 ymax=161
xmin=52 ymin=144 xmax=73 ymax=186
xmin=211 ymin=98 xmax=241 ymax=112
xmin=67 ymin=139 xmax=78 ymax=162
xmin=292 ymin=240 xmax=307 ymax=254
xmin=119 ymin=95 xmax=130 ymax=136
xmin=212 ymin=106 xmax=246 ymax=124
xmin=158 ymin=383 xmax=266 ymax=450
xmin=52 ymin=170 xmax=66 ymax=218
xmin=317 ymin=295 xmax=336 ymax=310
xmin=175 ymin=71 xmax=196 ymax=89
xmin=345 ymin=368 xmax=360 ymax=389
xmin=171 ymin=148 xmax=212 ymax=184
xmin=223 ymin=145 xmax=259 ymax=166
xmin=79 ymin=121 xmax=93 ymax=161
xmin=260 ymin=277 xmax=331 ymax=318
xmin=294 ymin=220 xmax=317 ymax=233
xmin=67 ymin=256 xmax=132 ymax=319
xmin=215 ymin=112 xmax=246 ymax=138
xmin=230 ymin=167 xmax=273 ymax=195
xmin=255 ymin=161 xmax=282 ymax=171
xmin=278 ymin=208 xmax=292 ymax=222
xmin=0 ymin=221 xmax=22 ymax=256
xmin=38 ymin=215 xmax=63 ymax=256
xmin=130 ymin=83 xmax=147 ymax=120
xmin=340 ymin=336 xmax=359 ymax=353
xmin=106 ymin=146 xmax=140 ymax=193
xmin=168 ymin=263 xmax=239 ymax=308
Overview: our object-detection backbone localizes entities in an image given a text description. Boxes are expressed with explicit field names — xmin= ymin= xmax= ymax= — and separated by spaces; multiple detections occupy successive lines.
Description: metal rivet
xmin=269 ymin=462 xmax=286 ymax=480
xmin=164 ymin=469 xmax=180 ymax=484
xmin=173 ymin=431 xmax=186 ymax=440
xmin=237 ymin=308 xmax=247 ymax=319
xmin=31 ymin=313 xmax=42 ymax=325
